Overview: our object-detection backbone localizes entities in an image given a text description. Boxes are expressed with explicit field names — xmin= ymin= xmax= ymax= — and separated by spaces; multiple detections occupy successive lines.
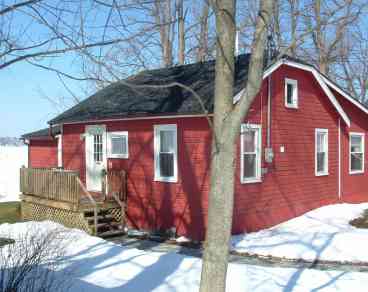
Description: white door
xmin=85 ymin=125 xmax=107 ymax=191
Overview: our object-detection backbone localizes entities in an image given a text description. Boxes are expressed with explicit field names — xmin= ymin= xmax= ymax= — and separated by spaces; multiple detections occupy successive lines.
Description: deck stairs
xmin=84 ymin=208 xmax=125 ymax=238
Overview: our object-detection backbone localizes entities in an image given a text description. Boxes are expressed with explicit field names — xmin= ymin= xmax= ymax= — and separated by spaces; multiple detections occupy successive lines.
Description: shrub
xmin=0 ymin=226 xmax=72 ymax=292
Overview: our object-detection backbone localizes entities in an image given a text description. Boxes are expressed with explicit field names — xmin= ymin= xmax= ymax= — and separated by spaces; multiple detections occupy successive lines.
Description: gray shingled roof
xmin=29 ymin=53 xmax=368 ymax=138
xmin=49 ymin=54 xmax=252 ymax=125
xmin=22 ymin=125 xmax=61 ymax=140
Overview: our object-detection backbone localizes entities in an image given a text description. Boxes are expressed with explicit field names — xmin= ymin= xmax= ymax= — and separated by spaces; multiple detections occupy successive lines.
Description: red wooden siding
xmin=233 ymin=65 xmax=341 ymax=234
xmin=28 ymin=139 xmax=58 ymax=168
xmin=62 ymin=117 xmax=211 ymax=239
xmin=333 ymin=90 xmax=368 ymax=203
xmin=62 ymin=125 xmax=85 ymax=181
xmin=29 ymin=64 xmax=368 ymax=240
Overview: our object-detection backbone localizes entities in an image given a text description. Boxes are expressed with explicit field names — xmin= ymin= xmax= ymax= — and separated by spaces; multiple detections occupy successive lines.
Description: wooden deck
xmin=20 ymin=167 xmax=127 ymax=236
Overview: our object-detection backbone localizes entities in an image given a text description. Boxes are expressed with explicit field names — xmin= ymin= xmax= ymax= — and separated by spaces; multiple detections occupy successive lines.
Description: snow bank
xmin=0 ymin=146 xmax=28 ymax=202
xmin=2 ymin=220 xmax=368 ymax=291
xmin=232 ymin=203 xmax=368 ymax=263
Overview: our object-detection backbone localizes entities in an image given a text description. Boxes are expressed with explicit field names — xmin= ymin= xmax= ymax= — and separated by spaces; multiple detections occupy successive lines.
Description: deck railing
xmin=20 ymin=167 xmax=81 ymax=204
xmin=105 ymin=169 xmax=127 ymax=202
xmin=20 ymin=167 xmax=127 ymax=208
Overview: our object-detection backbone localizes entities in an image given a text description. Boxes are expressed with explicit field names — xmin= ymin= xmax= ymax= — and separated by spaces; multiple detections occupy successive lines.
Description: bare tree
xmin=177 ymin=0 xmax=185 ymax=64
xmin=288 ymin=0 xmax=299 ymax=56
xmin=199 ymin=0 xmax=274 ymax=291
xmin=0 ymin=227 xmax=72 ymax=292
xmin=0 ymin=0 xmax=135 ymax=71
xmin=273 ymin=0 xmax=300 ymax=56
xmin=303 ymin=0 xmax=366 ymax=74
xmin=334 ymin=29 xmax=368 ymax=103
xmin=197 ymin=1 xmax=210 ymax=62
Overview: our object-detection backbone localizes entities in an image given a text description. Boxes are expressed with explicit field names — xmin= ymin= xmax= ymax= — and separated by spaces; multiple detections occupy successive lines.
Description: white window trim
xmin=315 ymin=128 xmax=329 ymax=176
xmin=56 ymin=134 xmax=62 ymax=168
xmin=107 ymin=131 xmax=129 ymax=159
xmin=285 ymin=78 xmax=298 ymax=109
xmin=240 ymin=123 xmax=262 ymax=184
xmin=349 ymin=132 xmax=365 ymax=174
xmin=154 ymin=124 xmax=178 ymax=183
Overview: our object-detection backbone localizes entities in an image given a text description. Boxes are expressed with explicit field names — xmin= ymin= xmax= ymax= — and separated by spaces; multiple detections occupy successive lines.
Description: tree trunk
xmin=199 ymin=2 xmax=236 ymax=290
xmin=313 ymin=0 xmax=328 ymax=74
xmin=177 ymin=0 xmax=185 ymax=65
xmin=199 ymin=0 xmax=273 ymax=291
xmin=154 ymin=0 xmax=173 ymax=67
xmin=289 ymin=0 xmax=299 ymax=57
xmin=198 ymin=2 xmax=209 ymax=62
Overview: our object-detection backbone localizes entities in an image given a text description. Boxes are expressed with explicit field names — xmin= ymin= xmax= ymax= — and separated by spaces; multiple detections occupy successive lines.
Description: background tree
xmin=302 ymin=0 xmax=366 ymax=75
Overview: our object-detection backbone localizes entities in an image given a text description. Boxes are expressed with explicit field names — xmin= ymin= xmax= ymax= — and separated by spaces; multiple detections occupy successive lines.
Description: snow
xmin=0 ymin=146 xmax=28 ymax=202
xmin=1 ymin=220 xmax=368 ymax=291
xmin=232 ymin=203 xmax=368 ymax=263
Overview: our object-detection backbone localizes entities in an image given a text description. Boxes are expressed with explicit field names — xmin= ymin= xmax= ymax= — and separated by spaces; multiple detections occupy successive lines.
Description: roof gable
xmin=262 ymin=58 xmax=351 ymax=127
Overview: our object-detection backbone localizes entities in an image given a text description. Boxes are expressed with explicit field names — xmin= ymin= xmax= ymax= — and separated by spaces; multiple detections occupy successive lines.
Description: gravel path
xmin=107 ymin=236 xmax=368 ymax=273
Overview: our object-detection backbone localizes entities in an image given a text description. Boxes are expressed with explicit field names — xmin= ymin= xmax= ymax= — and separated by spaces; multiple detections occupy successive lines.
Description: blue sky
xmin=0 ymin=60 xmax=85 ymax=137
xmin=0 ymin=1 xmax=158 ymax=138
xmin=0 ymin=1 xmax=96 ymax=138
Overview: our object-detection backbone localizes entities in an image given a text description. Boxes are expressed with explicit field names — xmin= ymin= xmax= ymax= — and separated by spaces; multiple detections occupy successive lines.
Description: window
xmin=315 ymin=129 xmax=328 ymax=176
xmin=350 ymin=133 xmax=364 ymax=174
xmin=154 ymin=124 xmax=178 ymax=182
xmin=241 ymin=124 xmax=261 ymax=183
xmin=107 ymin=132 xmax=128 ymax=159
xmin=285 ymin=78 xmax=298 ymax=108
xmin=93 ymin=134 xmax=103 ymax=163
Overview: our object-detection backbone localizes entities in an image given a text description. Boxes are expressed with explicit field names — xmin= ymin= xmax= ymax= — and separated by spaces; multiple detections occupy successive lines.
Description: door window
xmin=93 ymin=134 xmax=103 ymax=163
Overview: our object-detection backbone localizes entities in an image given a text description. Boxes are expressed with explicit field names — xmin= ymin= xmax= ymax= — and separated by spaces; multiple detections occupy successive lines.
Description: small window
xmin=154 ymin=124 xmax=178 ymax=182
xmin=241 ymin=124 xmax=261 ymax=183
xmin=315 ymin=129 xmax=328 ymax=176
xmin=107 ymin=132 xmax=128 ymax=159
xmin=350 ymin=133 xmax=364 ymax=174
xmin=285 ymin=78 xmax=298 ymax=108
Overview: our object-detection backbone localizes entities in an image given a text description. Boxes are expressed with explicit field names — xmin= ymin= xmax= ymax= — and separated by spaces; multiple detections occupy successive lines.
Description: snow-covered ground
xmin=1 ymin=220 xmax=368 ymax=292
xmin=232 ymin=203 xmax=368 ymax=263
xmin=0 ymin=145 xmax=28 ymax=202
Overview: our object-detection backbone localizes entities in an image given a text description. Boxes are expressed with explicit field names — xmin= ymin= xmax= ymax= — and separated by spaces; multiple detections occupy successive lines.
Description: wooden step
xmin=85 ymin=214 xmax=113 ymax=224
xmin=98 ymin=229 xmax=126 ymax=239
xmin=90 ymin=221 xmax=123 ymax=235
xmin=83 ymin=209 xmax=110 ymax=217
xmin=95 ymin=221 xmax=121 ymax=230
xmin=82 ymin=205 xmax=125 ymax=237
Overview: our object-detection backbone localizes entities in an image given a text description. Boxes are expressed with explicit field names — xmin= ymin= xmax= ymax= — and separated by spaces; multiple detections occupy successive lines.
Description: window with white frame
xmin=315 ymin=129 xmax=328 ymax=176
xmin=241 ymin=124 xmax=261 ymax=183
xmin=350 ymin=133 xmax=364 ymax=174
xmin=107 ymin=132 xmax=129 ymax=159
xmin=154 ymin=124 xmax=178 ymax=182
xmin=285 ymin=78 xmax=298 ymax=108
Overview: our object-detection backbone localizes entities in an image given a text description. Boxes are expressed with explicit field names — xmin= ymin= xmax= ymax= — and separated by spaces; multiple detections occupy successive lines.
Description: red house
xmin=23 ymin=54 xmax=368 ymax=240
